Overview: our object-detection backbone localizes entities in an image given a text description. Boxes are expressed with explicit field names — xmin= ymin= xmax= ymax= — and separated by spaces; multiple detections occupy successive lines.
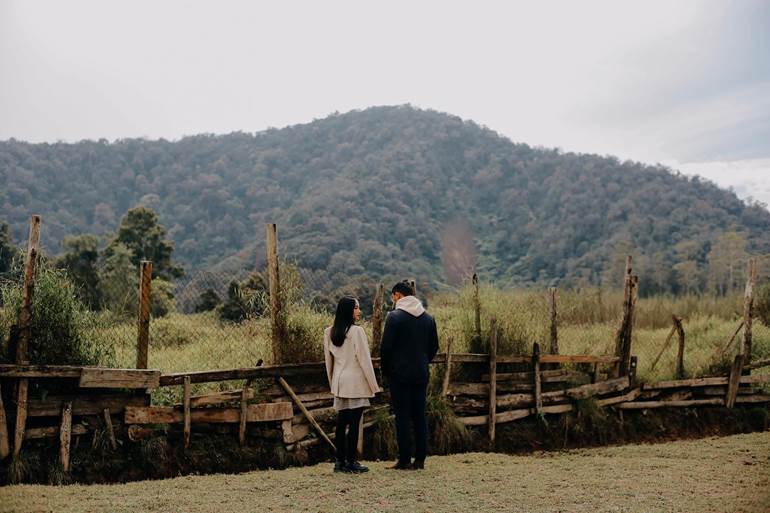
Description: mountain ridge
xmin=2 ymin=105 xmax=768 ymax=294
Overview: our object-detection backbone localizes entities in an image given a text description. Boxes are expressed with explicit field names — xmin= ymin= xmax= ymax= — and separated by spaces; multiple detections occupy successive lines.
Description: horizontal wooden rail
xmin=125 ymin=402 xmax=293 ymax=424
xmin=744 ymin=357 xmax=770 ymax=371
xmin=0 ymin=365 xmax=161 ymax=387
xmin=539 ymin=355 xmax=620 ymax=364
xmin=159 ymin=362 xmax=326 ymax=386
xmin=0 ymin=364 xmax=84 ymax=378
xmin=642 ymin=374 xmax=770 ymax=390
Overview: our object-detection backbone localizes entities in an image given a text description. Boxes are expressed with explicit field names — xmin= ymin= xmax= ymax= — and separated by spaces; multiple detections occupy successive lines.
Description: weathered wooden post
xmin=442 ymin=337 xmax=453 ymax=397
xmin=136 ymin=260 xmax=152 ymax=369
xmin=0 ymin=384 xmax=9 ymax=459
xmin=614 ymin=256 xmax=638 ymax=377
xmin=742 ymin=257 xmax=757 ymax=365
xmin=356 ymin=416 xmax=364 ymax=459
xmin=239 ymin=384 xmax=249 ymax=446
xmin=548 ymin=288 xmax=558 ymax=356
xmin=472 ymin=273 xmax=481 ymax=343
xmin=59 ymin=401 xmax=72 ymax=472
xmin=725 ymin=354 xmax=744 ymax=408
xmin=103 ymin=409 xmax=117 ymax=450
xmin=629 ymin=355 xmax=638 ymax=388
xmin=14 ymin=214 xmax=41 ymax=459
xmin=183 ymin=376 xmax=191 ymax=449
xmin=266 ymin=223 xmax=283 ymax=363
xmin=532 ymin=342 xmax=543 ymax=414
xmin=371 ymin=282 xmax=384 ymax=356
xmin=488 ymin=318 xmax=497 ymax=445
xmin=673 ymin=316 xmax=686 ymax=379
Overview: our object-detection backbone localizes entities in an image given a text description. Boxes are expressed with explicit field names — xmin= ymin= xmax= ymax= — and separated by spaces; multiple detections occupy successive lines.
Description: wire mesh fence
xmin=2 ymin=248 xmax=769 ymax=381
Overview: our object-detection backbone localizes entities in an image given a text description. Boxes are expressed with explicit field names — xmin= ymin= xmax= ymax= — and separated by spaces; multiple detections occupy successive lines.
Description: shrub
xmin=426 ymin=395 xmax=470 ymax=454
xmin=195 ymin=288 xmax=221 ymax=312
xmin=0 ymin=264 xmax=114 ymax=366
xmin=281 ymin=304 xmax=329 ymax=363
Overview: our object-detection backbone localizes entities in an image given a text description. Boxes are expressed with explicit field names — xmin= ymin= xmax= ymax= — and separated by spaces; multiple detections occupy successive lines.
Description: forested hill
xmin=2 ymin=105 xmax=770 ymax=294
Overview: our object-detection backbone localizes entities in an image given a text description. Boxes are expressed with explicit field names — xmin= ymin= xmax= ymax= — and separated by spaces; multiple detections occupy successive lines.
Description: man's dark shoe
xmin=346 ymin=461 xmax=369 ymax=473
xmin=411 ymin=460 xmax=425 ymax=470
xmin=333 ymin=461 xmax=348 ymax=473
xmin=387 ymin=461 xmax=412 ymax=470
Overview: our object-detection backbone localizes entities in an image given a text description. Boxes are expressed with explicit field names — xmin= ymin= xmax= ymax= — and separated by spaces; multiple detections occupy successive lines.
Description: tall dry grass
xmin=80 ymin=284 xmax=769 ymax=394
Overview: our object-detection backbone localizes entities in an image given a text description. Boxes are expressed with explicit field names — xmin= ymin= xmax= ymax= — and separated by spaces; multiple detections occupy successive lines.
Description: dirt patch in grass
xmin=2 ymin=431 xmax=769 ymax=513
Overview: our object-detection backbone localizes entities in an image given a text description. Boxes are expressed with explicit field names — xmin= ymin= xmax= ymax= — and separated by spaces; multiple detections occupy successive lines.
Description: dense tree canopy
xmin=2 ymin=105 xmax=770 ymax=294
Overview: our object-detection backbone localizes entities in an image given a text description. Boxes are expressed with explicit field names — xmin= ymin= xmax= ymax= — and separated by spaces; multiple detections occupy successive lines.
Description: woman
xmin=324 ymin=296 xmax=379 ymax=473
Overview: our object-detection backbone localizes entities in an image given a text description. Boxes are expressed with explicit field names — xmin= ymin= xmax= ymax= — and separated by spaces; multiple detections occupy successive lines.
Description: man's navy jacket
xmin=380 ymin=308 xmax=440 ymax=384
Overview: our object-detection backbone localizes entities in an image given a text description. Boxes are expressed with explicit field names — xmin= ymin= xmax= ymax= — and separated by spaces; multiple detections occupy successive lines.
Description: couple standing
xmin=323 ymin=280 xmax=439 ymax=473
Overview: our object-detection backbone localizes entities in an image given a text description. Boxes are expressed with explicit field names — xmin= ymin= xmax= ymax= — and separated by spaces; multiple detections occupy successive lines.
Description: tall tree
xmin=105 ymin=207 xmax=183 ymax=281
xmin=707 ymin=231 xmax=749 ymax=296
xmin=0 ymin=221 xmax=20 ymax=275
xmin=57 ymin=234 xmax=102 ymax=309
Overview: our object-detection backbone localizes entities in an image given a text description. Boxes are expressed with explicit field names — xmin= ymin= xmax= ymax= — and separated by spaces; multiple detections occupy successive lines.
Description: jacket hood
xmin=395 ymin=295 xmax=425 ymax=317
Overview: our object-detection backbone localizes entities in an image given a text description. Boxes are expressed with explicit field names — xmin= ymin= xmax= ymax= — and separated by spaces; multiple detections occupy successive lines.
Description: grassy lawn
xmin=3 ymin=431 xmax=768 ymax=513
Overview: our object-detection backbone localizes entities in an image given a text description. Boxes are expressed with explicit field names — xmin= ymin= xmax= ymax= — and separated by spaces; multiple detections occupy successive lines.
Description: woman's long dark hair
xmin=330 ymin=296 xmax=358 ymax=347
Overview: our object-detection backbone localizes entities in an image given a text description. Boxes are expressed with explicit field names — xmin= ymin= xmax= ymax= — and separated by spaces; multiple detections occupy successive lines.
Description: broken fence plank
xmin=564 ymin=377 xmax=629 ymax=400
xmin=596 ymin=388 xmax=641 ymax=407
xmin=278 ymin=377 xmax=336 ymax=452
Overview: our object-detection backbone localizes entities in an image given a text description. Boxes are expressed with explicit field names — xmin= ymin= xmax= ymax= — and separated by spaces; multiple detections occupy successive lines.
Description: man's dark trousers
xmin=390 ymin=380 xmax=428 ymax=464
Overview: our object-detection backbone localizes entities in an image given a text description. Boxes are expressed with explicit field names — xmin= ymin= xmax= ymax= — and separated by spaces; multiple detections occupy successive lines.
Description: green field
xmin=2 ymin=431 xmax=768 ymax=513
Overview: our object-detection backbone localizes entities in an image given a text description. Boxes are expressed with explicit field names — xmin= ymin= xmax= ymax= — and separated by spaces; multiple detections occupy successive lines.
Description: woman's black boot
xmin=346 ymin=461 xmax=369 ymax=473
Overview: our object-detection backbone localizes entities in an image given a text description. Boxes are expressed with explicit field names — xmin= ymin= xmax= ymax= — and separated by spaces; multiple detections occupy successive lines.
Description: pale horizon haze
xmin=1 ymin=0 xmax=769 ymax=205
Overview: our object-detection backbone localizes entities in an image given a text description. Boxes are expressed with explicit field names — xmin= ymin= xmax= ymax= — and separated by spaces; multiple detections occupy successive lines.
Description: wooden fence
xmin=2 ymin=345 xmax=769 ymax=472
xmin=2 ymin=215 xmax=769 ymax=476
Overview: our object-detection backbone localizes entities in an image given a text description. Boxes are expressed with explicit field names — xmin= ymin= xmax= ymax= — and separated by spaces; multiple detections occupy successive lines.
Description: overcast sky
xmin=2 ymin=1 xmax=769 ymax=203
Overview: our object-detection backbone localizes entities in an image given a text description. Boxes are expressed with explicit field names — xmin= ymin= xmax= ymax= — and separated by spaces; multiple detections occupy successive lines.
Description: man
xmin=379 ymin=280 xmax=440 ymax=470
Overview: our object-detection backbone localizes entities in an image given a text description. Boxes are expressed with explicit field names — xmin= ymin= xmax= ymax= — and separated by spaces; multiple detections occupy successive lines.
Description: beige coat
xmin=324 ymin=325 xmax=379 ymax=398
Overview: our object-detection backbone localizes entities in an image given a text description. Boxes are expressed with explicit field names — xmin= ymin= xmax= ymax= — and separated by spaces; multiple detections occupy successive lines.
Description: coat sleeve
xmin=355 ymin=328 xmax=380 ymax=394
xmin=380 ymin=312 xmax=395 ymax=379
xmin=428 ymin=317 xmax=439 ymax=362
xmin=323 ymin=329 xmax=334 ymax=390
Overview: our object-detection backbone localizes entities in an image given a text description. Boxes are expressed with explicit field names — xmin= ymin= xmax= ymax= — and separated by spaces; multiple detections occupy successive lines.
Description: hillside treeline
xmin=2 ymin=105 xmax=770 ymax=294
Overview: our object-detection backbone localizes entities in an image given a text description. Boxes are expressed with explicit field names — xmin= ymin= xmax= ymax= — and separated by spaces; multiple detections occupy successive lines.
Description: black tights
xmin=335 ymin=407 xmax=364 ymax=463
